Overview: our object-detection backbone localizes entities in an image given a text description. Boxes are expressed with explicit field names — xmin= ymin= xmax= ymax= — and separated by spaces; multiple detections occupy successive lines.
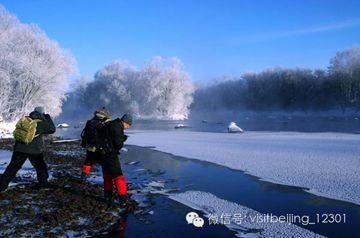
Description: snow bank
xmin=128 ymin=131 xmax=360 ymax=205
xmin=170 ymin=191 xmax=325 ymax=238
xmin=0 ymin=122 xmax=15 ymax=138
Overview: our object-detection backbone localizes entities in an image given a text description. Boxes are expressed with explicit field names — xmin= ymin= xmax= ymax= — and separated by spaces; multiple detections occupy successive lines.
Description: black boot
xmin=104 ymin=191 xmax=113 ymax=205
xmin=0 ymin=183 xmax=7 ymax=193
xmin=80 ymin=172 xmax=88 ymax=182
xmin=34 ymin=181 xmax=51 ymax=190
xmin=119 ymin=194 xmax=136 ymax=210
xmin=0 ymin=174 xmax=8 ymax=193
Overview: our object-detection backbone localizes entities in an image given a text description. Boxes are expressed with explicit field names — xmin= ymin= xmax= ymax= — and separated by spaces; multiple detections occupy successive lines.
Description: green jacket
xmin=13 ymin=111 xmax=56 ymax=154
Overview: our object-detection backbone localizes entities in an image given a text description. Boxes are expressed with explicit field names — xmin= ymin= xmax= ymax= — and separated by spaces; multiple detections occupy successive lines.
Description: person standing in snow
xmin=80 ymin=108 xmax=111 ymax=181
xmin=0 ymin=107 xmax=56 ymax=192
xmin=98 ymin=113 xmax=132 ymax=207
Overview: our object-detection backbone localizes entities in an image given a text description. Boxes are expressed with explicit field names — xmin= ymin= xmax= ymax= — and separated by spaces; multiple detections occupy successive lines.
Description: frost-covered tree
xmin=329 ymin=46 xmax=360 ymax=108
xmin=79 ymin=60 xmax=138 ymax=118
xmin=0 ymin=5 xmax=76 ymax=121
xmin=192 ymin=47 xmax=360 ymax=113
xmin=69 ymin=57 xmax=194 ymax=120
xmin=0 ymin=70 xmax=11 ymax=116
xmin=138 ymin=57 xmax=194 ymax=119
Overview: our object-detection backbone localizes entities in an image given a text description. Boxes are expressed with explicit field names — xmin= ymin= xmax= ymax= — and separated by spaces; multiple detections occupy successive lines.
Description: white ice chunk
xmin=148 ymin=181 xmax=165 ymax=188
xmin=57 ymin=123 xmax=70 ymax=128
xmin=228 ymin=122 xmax=244 ymax=133
xmin=174 ymin=124 xmax=191 ymax=129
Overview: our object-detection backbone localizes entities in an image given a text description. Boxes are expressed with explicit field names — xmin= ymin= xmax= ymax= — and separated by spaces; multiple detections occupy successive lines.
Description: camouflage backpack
xmin=13 ymin=117 xmax=41 ymax=144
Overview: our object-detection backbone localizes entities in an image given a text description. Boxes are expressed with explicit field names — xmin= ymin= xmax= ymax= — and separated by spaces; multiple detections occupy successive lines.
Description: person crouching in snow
xmin=80 ymin=108 xmax=111 ymax=181
xmin=0 ymin=107 xmax=56 ymax=192
xmin=98 ymin=113 xmax=132 ymax=207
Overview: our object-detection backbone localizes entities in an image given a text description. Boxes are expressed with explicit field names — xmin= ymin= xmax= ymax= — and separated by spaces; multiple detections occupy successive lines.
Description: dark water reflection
xmin=103 ymin=145 xmax=360 ymax=238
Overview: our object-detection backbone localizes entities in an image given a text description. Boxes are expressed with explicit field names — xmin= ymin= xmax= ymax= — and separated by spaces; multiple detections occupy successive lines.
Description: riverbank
xmin=0 ymin=138 xmax=128 ymax=237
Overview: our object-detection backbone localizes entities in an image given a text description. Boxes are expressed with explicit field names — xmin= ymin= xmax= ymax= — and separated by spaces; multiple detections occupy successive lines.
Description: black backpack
xmin=96 ymin=121 xmax=116 ymax=155
xmin=80 ymin=119 xmax=105 ymax=148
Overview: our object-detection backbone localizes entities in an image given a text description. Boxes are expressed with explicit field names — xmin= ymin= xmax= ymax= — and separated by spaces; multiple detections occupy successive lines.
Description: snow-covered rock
xmin=57 ymin=123 xmax=70 ymax=128
xmin=228 ymin=122 xmax=243 ymax=133
xmin=174 ymin=124 xmax=191 ymax=129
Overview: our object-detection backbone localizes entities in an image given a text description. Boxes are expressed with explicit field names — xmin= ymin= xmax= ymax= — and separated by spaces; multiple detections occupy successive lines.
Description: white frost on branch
xmin=72 ymin=57 xmax=194 ymax=120
xmin=0 ymin=5 xmax=76 ymax=121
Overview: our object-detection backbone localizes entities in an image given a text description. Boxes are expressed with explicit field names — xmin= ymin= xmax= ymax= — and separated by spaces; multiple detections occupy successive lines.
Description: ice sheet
xmin=128 ymin=130 xmax=360 ymax=205
xmin=170 ymin=190 xmax=326 ymax=238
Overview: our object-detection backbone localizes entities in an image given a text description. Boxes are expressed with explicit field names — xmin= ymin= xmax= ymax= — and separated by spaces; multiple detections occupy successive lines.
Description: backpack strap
xmin=33 ymin=118 xmax=42 ymax=138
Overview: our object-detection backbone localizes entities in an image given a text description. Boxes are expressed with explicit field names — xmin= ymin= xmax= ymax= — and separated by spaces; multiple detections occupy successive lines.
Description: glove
xmin=122 ymin=135 xmax=129 ymax=142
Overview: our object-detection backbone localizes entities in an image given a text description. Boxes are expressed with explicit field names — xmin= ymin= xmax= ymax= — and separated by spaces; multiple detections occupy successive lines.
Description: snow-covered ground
xmin=128 ymin=131 xmax=360 ymax=205
xmin=0 ymin=122 xmax=15 ymax=139
xmin=170 ymin=190 xmax=325 ymax=238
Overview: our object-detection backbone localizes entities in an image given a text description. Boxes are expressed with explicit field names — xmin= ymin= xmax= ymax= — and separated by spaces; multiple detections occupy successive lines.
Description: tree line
xmin=192 ymin=47 xmax=360 ymax=113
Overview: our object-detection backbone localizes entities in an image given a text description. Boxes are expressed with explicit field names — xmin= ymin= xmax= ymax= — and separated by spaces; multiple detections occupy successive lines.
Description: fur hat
xmin=120 ymin=113 xmax=132 ymax=125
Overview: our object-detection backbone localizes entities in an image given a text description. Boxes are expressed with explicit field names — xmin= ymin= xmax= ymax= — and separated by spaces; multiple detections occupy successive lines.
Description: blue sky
xmin=1 ymin=0 xmax=360 ymax=82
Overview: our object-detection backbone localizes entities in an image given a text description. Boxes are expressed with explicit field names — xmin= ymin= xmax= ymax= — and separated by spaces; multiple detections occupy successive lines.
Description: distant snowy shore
xmin=128 ymin=130 xmax=360 ymax=205
xmin=0 ymin=122 xmax=15 ymax=139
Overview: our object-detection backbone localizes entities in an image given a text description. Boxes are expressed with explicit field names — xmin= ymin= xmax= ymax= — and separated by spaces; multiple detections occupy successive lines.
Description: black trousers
xmin=83 ymin=151 xmax=123 ymax=178
xmin=100 ymin=153 xmax=123 ymax=178
xmin=0 ymin=151 xmax=49 ymax=189
xmin=83 ymin=150 xmax=98 ymax=166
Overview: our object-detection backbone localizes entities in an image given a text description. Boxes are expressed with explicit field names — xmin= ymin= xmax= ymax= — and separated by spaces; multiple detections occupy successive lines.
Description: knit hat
xmin=121 ymin=113 xmax=132 ymax=125
xmin=34 ymin=106 xmax=44 ymax=114
xmin=94 ymin=107 xmax=110 ymax=120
